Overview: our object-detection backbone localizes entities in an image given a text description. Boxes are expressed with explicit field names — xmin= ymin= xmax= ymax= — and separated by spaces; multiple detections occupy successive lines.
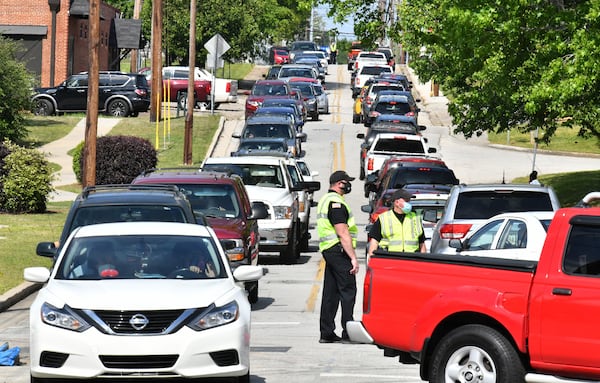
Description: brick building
xmin=0 ymin=0 xmax=121 ymax=87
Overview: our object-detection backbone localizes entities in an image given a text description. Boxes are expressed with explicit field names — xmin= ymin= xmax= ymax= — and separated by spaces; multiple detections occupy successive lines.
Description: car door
xmin=56 ymin=74 xmax=88 ymax=110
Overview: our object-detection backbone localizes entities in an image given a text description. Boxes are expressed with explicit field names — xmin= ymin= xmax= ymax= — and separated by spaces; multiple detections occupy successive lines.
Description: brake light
xmin=226 ymin=82 xmax=231 ymax=92
xmin=367 ymin=157 xmax=374 ymax=171
xmin=393 ymin=136 xmax=407 ymax=140
xmin=135 ymin=89 xmax=147 ymax=97
xmin=405 ymin=111 xmax=415 ymax=117
xmin=363 ymin=267 xmax=372 ymax=313
xmin=439 ymin=223 xmax=472 ymax=239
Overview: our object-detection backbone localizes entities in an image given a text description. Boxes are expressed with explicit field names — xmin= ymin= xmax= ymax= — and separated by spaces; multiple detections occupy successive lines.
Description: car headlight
xmin=187 ymin=301 xmax=239 ymax=331
xmin=41 ymin=302 xmax=91 ymax=332
xmin=273 ymin=206 xmax=293 ymax=219
xmin=221 ymin=238 xmax=245 ymax=262
xmin=307 ymin=99 xmax=316 ymax=105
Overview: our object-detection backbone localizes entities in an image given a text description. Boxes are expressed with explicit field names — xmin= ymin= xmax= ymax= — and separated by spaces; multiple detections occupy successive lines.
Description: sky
xmin=314 ymin=5 xmax=356 ymax=41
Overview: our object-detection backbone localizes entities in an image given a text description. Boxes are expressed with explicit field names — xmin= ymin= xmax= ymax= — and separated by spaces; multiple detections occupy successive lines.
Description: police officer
xmin=367 ymin=189 xmax=426 ymax=258
xmin=316 ymin=170 xmax=359 ymax=343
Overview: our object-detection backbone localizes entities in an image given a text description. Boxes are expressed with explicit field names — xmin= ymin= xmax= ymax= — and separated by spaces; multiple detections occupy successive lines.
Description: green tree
xmin=397 ymin=0 xmax=600 ymax=142
xmin=0 ymin=37 xmax=35 ymax=143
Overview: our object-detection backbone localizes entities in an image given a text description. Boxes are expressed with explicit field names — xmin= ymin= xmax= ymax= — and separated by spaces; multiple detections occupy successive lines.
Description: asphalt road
xmin=2 ymin=64 xmax=600 ymax=383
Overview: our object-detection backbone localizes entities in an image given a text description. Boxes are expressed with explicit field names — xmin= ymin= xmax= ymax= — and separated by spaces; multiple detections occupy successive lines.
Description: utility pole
xmin=183 ymin=0 xmax=196 ymax=165
xmin=130 ymin=0 xmax=142 ymax=72
xmin=149 ymin=0 xmax=163 ymax=122
xmin=83 ymin=0 xmax=100 ymax=187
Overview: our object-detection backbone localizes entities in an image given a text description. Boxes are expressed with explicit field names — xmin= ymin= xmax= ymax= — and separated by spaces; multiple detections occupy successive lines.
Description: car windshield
xmin=176 ymin=184 xmax=240 ymax=218
xmin=244 ymin=124 xmax=292 ymax=139
xmin=69 ymin=205 xmax=188 ymax=233
xmin=56 ymin=235 xmax=226 ymax=280
xmin=252 ymin=84 xmax=288 ymax=96
xmin=238 ymin=141 xmax=287 ymax=153
xmin=454 ymin=191 xmax=555 ymax=220
xmin=374 ymin=101 xmax=411 ymax=114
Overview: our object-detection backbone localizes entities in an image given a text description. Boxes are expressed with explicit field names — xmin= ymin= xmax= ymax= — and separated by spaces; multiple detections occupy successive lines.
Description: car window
xmin=563 ymin=222 xmax=600 ymax=275
xmin=110 ymin=75 xmax=131 ymax=86
xmin=176 ymin=184 xmax=240 ymax=218
xmin=67 ymin=75 xmax=87 ymax=88
xmin=98 ymin=75 xmax=111 ymax=87
xmin=454 ymin=191 xmax=555 ymax=220
xmin=69 ymin=205 xmax=188 ymax=233
xmin=497 ymin=220 xmax=527 ymax=249
xmin=373 ymin=138 xmax=424 ymax=153
xmin=57 ymin=235 xmax=225 ymax=280
xmin=468 ymin=219 xmax=504 ymax=250
xmin=390 ymin=168 xmax=458 ymax=188
xmin=286 ymin=164 xmax=302 ymax=187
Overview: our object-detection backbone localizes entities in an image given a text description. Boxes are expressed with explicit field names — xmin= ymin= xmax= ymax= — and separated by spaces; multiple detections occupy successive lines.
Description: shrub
xmin=75 ymin=136 xmax=157 ymax=184
xmin=72 ymin=140 xmax=85 ymax=183
xmin=0 ymin=37 xmax=36 ymax=143
xmin=0 ymin=140 xmax=54 ymax=213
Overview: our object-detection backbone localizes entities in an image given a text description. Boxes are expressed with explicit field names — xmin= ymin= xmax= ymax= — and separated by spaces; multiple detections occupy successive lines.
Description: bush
xmin=0 ymin=37 xmax=36 ymax=143
xmin=72 ymin=140 xmax=85 ymax=183
xmin=75 ymin=136 xmax=158 ymax=184
xmin=0 ymin=140 xmax=53 ymax=213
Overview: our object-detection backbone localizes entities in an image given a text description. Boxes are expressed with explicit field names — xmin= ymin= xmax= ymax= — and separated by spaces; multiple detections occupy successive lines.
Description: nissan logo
xmin=129 ymin=314 xmax=149 ymax=330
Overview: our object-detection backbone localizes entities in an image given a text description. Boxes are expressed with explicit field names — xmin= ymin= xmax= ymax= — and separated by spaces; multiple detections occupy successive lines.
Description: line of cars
xmin=354 ymin=66 xmax=561 ymax=259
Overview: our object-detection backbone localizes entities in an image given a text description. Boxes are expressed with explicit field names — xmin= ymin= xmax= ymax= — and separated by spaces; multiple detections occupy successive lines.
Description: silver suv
xmin=429 ymin=183 xmax=561 ymax=254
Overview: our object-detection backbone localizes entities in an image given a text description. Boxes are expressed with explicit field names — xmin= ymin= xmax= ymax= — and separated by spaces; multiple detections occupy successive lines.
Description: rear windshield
xmin=361 ymin=66 xmax=392 ymax=76
xmin=176 ymin=184 xmax=241 ymax=219
xmin=390 ymin=168 xmax=458 ymax=188
xmin=243 ymin=124 xmax=292 ymax=139
xmin=69 ymin=205 xmax=189 ymax=233
xmin=373 ymin=138 xmax=424 ymax=153
xmin=454 ymin=191 xmax=554 ymax=220
xmin=374 ymin=101 xmax=411 ymax=114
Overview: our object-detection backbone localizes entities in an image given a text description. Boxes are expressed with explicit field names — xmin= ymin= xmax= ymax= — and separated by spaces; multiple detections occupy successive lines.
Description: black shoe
xmin=319 ymin=334 xmax=342 ymax=343
xmin=340 ymin=336 xmax=354 ymax=344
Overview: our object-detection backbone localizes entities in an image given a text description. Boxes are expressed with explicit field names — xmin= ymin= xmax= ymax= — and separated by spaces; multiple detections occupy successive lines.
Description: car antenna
xmin=501 ymin=170 xmax=506 ymax=184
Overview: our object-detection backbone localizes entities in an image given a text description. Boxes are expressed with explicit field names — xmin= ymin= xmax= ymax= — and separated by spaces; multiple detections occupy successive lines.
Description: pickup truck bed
xmin=349 ymin=199 xmax=600 ymax=383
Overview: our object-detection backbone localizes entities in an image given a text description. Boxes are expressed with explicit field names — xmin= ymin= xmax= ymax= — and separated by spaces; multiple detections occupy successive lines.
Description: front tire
xmin=107 ymin=99 xmax=130 ymax=117
xmin=429 ymin=324 xmax=525 ymax=383
xmin=279 ymin=223 xmax=298 ymax=264
xmin=246 ymin=281 xmax=258 ymax=304
xmin=32 ymin=99 xmax=54 ymax=116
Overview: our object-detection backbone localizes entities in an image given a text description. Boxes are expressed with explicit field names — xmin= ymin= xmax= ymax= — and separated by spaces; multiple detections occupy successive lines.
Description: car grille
xmin=93 ymin=309 xmax=187 ymax=334
xmin=99 ymin=354 xmax=179 ymax=369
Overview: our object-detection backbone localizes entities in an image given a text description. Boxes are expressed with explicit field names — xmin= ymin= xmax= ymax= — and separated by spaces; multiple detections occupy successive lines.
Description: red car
xmin=245 ymin=79 xmax=292 ymax=118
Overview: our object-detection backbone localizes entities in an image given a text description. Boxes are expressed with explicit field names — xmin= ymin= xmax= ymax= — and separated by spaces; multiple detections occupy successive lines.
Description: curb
xmin=0 ymin=282 xmax=42 ymax=312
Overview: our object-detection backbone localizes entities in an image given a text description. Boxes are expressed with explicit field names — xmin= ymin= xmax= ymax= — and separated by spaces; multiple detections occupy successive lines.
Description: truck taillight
xmin=226 ymin=82 xmax=231 ymax=92
xmin=367 ymin=158 xmax=374 ymax=171
xmin=439 ymin=223 xmax=472 ymax=239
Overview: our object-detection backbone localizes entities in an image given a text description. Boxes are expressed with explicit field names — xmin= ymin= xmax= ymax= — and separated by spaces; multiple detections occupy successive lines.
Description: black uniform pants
xmin=320 ymin=244 xmax=357 ymax=338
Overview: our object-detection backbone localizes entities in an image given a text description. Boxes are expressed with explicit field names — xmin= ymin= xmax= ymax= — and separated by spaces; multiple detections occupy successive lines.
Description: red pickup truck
xmin=348 ymin=192 xmax=600 ymax=383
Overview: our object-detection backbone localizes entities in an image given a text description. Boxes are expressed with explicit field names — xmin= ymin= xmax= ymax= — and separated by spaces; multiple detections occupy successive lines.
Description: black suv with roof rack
xmin=32 ymin=71 xmax=150 ymax=117
xmin=36 ymin=184 xmax=197 ymax=258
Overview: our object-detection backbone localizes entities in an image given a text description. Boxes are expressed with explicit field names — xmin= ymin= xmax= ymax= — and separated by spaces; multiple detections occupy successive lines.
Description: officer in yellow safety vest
xmin=367 ymin=188 xmax=426 ymax=258
xmin=316 ymin=170 xmax=359 ymax=344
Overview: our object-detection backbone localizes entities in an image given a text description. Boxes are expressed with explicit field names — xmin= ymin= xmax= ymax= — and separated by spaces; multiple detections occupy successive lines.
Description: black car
xmin=35 ymin=184 xmax=198 ymax=259
xmin=32 ymin=71 xmax=150 ymax=117
xmin=288 ymin=81 xmax=319 ymax=120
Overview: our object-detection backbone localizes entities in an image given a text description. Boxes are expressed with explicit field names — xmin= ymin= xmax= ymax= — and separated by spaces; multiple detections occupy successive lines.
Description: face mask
xmin=341 ymin=182 xmax=352 ymax=194
xmin=401 ymin=202 xmax=412 ymax=214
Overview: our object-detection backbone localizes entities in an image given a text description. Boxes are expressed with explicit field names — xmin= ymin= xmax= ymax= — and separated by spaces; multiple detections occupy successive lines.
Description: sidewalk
xmin=42 ymin=117 xmax=121 ymax=202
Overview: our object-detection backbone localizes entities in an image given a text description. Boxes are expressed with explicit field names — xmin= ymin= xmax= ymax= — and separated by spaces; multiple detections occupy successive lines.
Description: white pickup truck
xmin=163 ymin=66 xmax=238 ymax=108
xmin=363 ymin=132 xmax=437 ymax=179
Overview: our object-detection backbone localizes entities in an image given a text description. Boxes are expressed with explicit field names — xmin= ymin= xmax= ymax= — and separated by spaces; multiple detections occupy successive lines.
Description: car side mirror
xmin=423 ymin=209 xmax=438 ymax=223
xmin=357 ymin=133 xmax=365 ymax=139
xmin=249 ymin=201 xmax=269 ymax=220
xmin=300 ymin=181 xmax=320 ymax=193
xmin=448 ymin=239 xmax=465 ymax=251
xmin=428 ymin=147 xmax=437 ymax=153
xmin=36 ymin=242 xmax=57 ymax=258
xmin=361 ymin=205 xmax=372 ymax=213
xmin=418 ymin=125 xmax=427 ymax=131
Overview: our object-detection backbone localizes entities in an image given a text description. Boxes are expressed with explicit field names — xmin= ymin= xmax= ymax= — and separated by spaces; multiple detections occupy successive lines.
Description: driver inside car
xmin=169 ymin=241 xmax=216 ymax=278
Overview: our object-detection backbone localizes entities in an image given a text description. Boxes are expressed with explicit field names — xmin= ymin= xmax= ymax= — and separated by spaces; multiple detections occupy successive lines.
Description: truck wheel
xmin=429 ymin=324 xmax=525 ymax=383
xmin=32 ymin=99 xmax=54 ymax=116
xmin=279 ymin=223 xmax=298 ymax=265
xmin=107 ymin=99 xmax=130 ymax=117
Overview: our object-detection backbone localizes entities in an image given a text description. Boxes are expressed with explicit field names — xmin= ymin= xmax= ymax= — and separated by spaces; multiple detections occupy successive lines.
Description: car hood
xmin=245 ymin=185 xmax=293 ymax=206
xmin=42 ymin=279 xmax=237 ymax=310
xmin=34 ymin=87 xmax=58 ymax=95
xmin=205 ymin=217 xmax=246 ymax=240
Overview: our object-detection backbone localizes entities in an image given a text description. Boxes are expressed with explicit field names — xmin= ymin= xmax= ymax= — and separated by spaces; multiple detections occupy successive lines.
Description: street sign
xmin=204 ymin=33 xmax=230 ymax=56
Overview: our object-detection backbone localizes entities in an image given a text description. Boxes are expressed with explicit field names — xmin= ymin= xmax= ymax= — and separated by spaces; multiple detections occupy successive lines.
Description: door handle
xmin=552 ymin=287 xmax=572 ymax=296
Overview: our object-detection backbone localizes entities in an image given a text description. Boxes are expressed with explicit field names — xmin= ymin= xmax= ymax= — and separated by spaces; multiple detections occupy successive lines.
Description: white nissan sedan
xmin=25 ymin=221 xmax=263 ymax=383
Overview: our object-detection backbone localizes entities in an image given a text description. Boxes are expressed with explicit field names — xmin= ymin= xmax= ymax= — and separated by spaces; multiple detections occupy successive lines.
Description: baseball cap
xmin=391 ymin=188 xmax=414 ymax=201
xmin=329 ymin=170 xmax=355 ymax=184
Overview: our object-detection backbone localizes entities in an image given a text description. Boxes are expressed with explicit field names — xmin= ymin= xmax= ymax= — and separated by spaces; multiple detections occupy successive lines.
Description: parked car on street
xmin=252 ymin=105 xmax=304 ymax=132
xmin=32 ymin=71 xmax=150 ymax=117
xmin=25 ymin=221 xmax=263 ymax=383
xmin=288 ymin=80 xmax=319 ymax=120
